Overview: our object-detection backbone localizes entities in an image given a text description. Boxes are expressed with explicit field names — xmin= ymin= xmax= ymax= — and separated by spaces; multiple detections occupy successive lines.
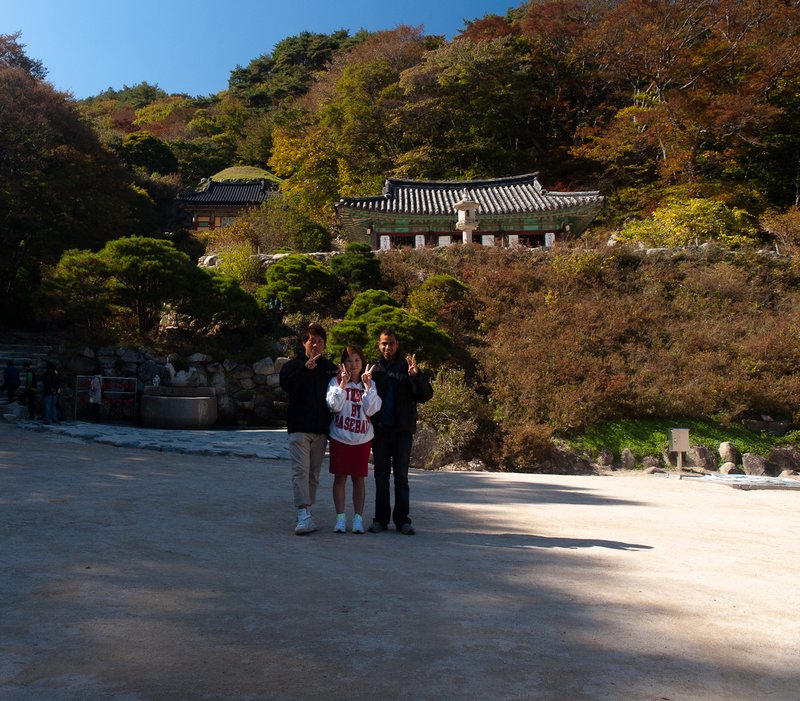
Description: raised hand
xmin=406 ymin=354 xmax=418 ymax=377
xmin=305 ymin=351 xmax=321 ymax=370
xmin=339 ymin=363 xmax=351 ymax=388
xmin=361 ymin=363 xmax=375 ymax=389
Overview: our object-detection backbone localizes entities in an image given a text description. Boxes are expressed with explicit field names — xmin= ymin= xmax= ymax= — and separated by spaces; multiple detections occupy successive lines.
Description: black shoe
xmin=368 ymin=521 xmax=387 ymax=533
xmin=399 ymin=523 xmax=416 ymax=535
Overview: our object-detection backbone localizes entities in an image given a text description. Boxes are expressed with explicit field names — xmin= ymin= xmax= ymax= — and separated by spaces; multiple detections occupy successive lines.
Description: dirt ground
xmin=1 ymin=421 xmax=799 ymax=701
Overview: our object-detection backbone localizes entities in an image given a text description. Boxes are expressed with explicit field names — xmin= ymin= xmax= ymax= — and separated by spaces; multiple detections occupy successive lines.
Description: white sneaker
xmin=334 ymin=513 xmax=347 ymax=533
xmin=295 ymin=508 xmax=317 ymax=535
xmin=351 ymin=514 xmax=365 ymax=534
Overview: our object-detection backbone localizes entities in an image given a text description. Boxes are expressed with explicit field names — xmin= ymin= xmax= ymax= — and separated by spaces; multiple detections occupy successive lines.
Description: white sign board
xmin=481 ymin=235 xmax=495 ymax=247
xmin=415 ymin=235 xmax=426 ymax=249
xmin=544 ymin=232 xmax=556 ymax=247
xmin=380 ymin=235 xmax=391 ymax=251
xmin=438 ymin=235 xmax=452 ymax=247
xmin=507 ymin=234 xmax=519 ymax=248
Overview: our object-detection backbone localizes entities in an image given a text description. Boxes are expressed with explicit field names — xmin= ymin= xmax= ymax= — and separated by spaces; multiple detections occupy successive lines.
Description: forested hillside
xmin=2 ymin=1 xmax=800 ymax=467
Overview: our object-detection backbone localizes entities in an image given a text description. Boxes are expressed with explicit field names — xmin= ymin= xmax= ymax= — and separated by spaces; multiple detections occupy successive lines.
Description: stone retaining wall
xmin=61 ymin=346 xmax=289 ymax=427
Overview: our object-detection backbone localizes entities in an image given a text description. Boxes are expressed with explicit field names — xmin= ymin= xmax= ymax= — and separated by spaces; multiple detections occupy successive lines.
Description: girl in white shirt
xmin=326 ymin=345 xmax=381 ymax=533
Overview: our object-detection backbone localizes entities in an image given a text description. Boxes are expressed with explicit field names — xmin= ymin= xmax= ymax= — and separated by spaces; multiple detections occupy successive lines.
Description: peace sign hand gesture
xmin=406 ymin=354 xmax=419 ymax=377
xmin=361 ymin=363 xmax=375 ymax=389
xmin=338 ymin=363 xmax=351 ymax=388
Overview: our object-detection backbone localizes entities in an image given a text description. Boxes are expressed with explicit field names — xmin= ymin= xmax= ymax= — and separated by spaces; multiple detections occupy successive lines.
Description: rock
xmin=641 ymin=455 xmax=662 ymax=469
xmin=266 ymin=374 xmax=281 ymax=388
xmin=238 ymin=378 xmax=255 ymax=390
xmin=411 ymin=424 xmax=436 ymax=468
xmin=779 ymin=470 xmax=798 ymax=479
xmin=82 ymin=347 xmax=95 ymax=358
xmin=253 ymin=357 xmax=275 ymax=375
xmin=620 ymin=448 xmax=636 ymax=470
xmin=274 ymin=357 xmax=289 ymax=374
xmin=742 ymin=418 xmax=790 ymax=436
xmin=719 ymin=441 xmax=741 ymax=465
xmin=223 ymin=358 xmax=238 ymax=372
xmin=231 ymin=364 xmax=254 ymax=380
xmin=742 ymin=453 xmax=771 ymax=476
xmin=537 ymin=447 xmax=594 ymax=475
xmin=643 ymin=465 xmax=665 ymax=474
xmin=137 ymin=361 xmax=163 ymax=385
xmin=596 ymin=447 xmax=614 ymax=467
xmin=188 ymin=352 xmax=213 ymax=363
xmin=766 ymin=446 xmax=800 ymax=474
xmin=117 ymin=347 xmax=143 ymax=363
xmin=685 ymin=445 xmax=717 ymax=470
xmin=720 ymin=462 xmax=744 ymax=474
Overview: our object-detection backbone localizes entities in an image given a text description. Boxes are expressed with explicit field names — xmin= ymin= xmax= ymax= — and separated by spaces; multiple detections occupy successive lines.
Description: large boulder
xmin=767 ymin=446 xmax=800 ymax=475
xmin=685 ymin=445 xmax=717 ymax=470
xmin=719 ymin=441 xmax=741 ymax=465
xmin=742 ymin=453 xmax=771 ymax=476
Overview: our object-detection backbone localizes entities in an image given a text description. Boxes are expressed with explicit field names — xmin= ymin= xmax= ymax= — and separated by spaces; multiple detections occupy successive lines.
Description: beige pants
xmin=288 ymin=432 xmax=327 ymax=507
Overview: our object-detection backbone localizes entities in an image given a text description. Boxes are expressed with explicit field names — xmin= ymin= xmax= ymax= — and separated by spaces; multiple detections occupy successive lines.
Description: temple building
xmin=177 ymin=173 xmax=277 ymax=231
xmin=335 ymin=173 xmax=604 ymax=250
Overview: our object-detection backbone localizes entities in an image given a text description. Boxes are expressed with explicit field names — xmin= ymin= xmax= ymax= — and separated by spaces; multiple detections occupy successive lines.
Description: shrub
xmin=618 ymin=198 xmax=760 ymax=248
xmin=417 ymin=368 xmax=486 ymax=466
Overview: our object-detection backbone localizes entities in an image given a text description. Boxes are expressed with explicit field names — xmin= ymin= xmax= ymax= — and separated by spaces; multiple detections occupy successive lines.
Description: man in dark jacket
xmin=279 ymin=323 xmax=338 ymax=535
xmin=369 ymin=329 xmax=433 ymax=535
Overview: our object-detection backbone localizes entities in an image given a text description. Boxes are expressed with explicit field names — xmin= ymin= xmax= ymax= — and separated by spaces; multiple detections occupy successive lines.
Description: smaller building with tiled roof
xmin=177 ymin=179 xmax=277 ymax=232
xmin=335 ymin=173 xmax=604 ymax=249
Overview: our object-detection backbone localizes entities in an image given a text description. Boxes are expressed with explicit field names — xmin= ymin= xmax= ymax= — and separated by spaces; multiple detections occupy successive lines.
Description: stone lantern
xmin=454 ymin=190 xmax=479 ymax=244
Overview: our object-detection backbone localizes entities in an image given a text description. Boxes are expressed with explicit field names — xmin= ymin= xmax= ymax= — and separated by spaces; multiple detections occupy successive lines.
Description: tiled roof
xmin=177 ymin=179 xmax=273 ymax=207
xmin=335 ymin=173 xmax=602 ymax=216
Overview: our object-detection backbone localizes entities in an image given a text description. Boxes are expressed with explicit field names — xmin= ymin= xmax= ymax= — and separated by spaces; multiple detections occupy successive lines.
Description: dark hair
xmin=339 ymin=345 xmax=366 ymax=384
xmin=378 ymin=328 xmax=398 ymax=342
xmin=298 ymin=322 xmax=327 ymax=345
xmin=341 ymin=345 xmax=366 ymax=367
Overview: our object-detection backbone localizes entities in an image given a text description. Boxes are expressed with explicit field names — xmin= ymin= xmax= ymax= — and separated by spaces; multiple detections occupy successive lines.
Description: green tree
xmin=175 ymin=267 xmax=262 ymax=338
xmin=329 ymin=242 xmax=383 ymax=293
xmin=43 ymin=249 xmax=113 ymax=331
xmin=0 ymin=54 xmax=144 ymax=325
xmin=258 ymin=254 xmax=340 ymax=313
xmin=344 ymin=289 xmax=399 ymax=319
xmin=328 ymin=304 xmax=451 ymax=364
xmin=120 ymin=131 xmax=178 ymax=174
xmin=99 ymin=236 xmax=191 ymax=334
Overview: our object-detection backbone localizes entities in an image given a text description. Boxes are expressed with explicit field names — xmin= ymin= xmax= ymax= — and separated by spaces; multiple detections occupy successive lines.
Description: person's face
xmin=379 ymin=334 xmax=398 ymax=362
xmin=303 ymin=334 xmax=325 ymax=358
xmin=344 ymin=353 xmax=363 ymax=377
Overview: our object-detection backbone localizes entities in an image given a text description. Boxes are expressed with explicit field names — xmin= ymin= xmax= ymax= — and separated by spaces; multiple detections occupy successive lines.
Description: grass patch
xmin=563 ymin=417 xmax=799 ymax=462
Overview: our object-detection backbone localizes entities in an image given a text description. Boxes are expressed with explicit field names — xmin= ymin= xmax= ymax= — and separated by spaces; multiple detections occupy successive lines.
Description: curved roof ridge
xmin=386 ymin=173 xmax=540 ymax=189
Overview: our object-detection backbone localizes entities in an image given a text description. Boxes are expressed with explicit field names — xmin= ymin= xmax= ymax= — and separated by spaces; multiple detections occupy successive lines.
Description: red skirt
xmin=329 ymin=438 xmax=371 ymax=477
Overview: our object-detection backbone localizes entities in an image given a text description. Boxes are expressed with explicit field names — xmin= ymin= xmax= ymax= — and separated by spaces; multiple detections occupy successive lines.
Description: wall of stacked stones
xmin=62 ymin=346 xmax=289 ymax=427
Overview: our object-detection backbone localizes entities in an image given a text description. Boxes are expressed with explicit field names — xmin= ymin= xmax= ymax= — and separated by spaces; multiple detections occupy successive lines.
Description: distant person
xmin=19 ymin=362 xmax=37 ymax=419
xmin=369 ymin=329 xmax=433 ymax=535
xmin=325 ymin=345 xmax=381 ymax=534
xmin=89 ymin=374 xmax=103 ymax=422
xmin=42 ymin=362 xmax=61 ymax=424
xmin=3 ymin=359 xmax=20 ymax=403
xmin=279 ymin=323 xmax=338 ymax=535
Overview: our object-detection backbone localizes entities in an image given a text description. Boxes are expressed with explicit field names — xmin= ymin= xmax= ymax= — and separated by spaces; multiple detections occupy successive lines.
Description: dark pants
xmin=6 ymin=384 xmax=19 ymax=403
xmin=372 ymin=428 xmax=413 ymax=529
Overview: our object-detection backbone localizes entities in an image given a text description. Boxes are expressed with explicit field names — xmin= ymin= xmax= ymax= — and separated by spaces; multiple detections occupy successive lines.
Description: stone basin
xmin=140 ymin=386 xmax=217 ymax=430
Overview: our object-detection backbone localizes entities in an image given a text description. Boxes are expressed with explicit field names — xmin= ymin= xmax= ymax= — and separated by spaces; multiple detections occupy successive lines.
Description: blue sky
xmin=2 ymin=0 xmax=520 ymax=99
